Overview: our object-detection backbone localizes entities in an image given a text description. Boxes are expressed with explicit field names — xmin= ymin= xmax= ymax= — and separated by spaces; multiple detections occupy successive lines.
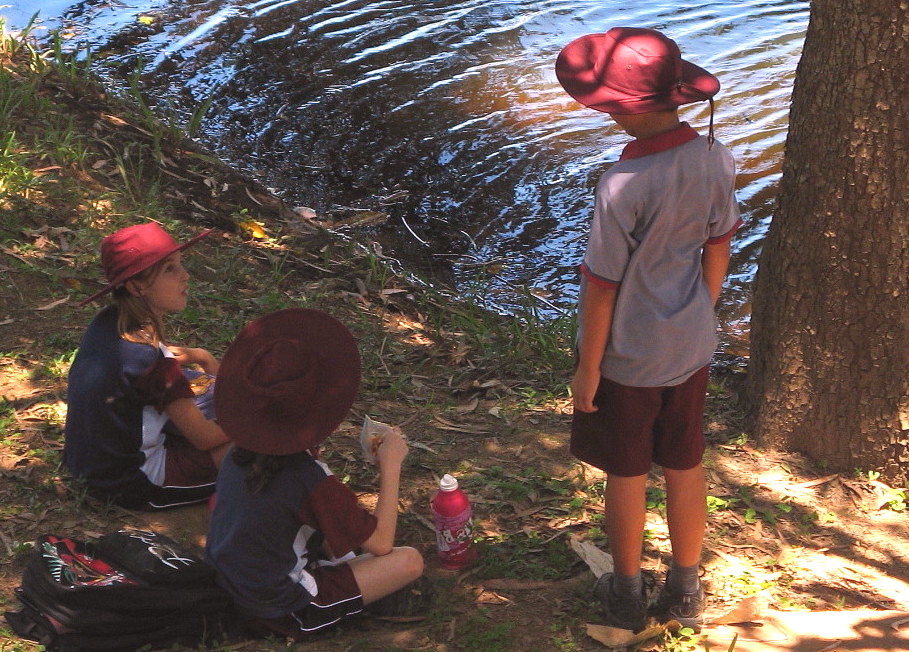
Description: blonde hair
xmin=111 ymin=261 xmax=168 ymax=346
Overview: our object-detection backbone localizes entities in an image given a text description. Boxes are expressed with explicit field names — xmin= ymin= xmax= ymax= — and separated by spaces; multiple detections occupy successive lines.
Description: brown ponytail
xmin=111 ymin=261 xmax=167 ymax=346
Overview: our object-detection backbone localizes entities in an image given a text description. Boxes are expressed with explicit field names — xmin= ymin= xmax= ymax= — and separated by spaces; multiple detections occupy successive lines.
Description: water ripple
xmin=39 ymin=0 xmax=809 ymax=340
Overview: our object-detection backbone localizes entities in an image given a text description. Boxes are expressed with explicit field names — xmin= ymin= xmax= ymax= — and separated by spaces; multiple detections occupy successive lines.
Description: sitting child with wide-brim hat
xmin=205 ymin=308 xmax=427 ymax=639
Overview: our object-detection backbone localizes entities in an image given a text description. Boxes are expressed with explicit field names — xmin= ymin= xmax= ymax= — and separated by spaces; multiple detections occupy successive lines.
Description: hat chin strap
xmin=707 ymin=98 xmax=715 ymax=149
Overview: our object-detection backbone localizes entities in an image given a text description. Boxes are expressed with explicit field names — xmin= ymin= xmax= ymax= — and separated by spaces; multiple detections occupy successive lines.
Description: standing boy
xmin=555 ymin=27 xmax=741 ymax=631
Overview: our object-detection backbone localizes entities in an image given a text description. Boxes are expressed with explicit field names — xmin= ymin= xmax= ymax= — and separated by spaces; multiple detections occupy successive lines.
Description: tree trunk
xmin=747 ymin=0 xmax=909 ymax=483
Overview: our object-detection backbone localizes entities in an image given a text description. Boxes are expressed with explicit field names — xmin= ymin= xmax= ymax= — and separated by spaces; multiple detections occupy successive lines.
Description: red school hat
xmin=78 ymin=222 xmax=210 ymax=306
xmin=214 ymin=308 xmax=361 ymax=455
xmin=555 ymin=27 xmax=720 ymax=115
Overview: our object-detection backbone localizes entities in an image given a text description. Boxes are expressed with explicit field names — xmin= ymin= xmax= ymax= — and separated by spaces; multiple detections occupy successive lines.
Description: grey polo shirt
xmin=579 ymin=123 xmax=741 ymax=387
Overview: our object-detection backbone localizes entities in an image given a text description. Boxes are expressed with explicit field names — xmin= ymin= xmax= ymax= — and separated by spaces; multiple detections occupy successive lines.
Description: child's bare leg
xmin=653 ymin=463 xmax=706 ymax=627
xmin=604 ymin=473 xmax=648 ymax=576
xmin=662 ymin=463 xmax=706 ymax=567
xmin=348 ymin=546 xmax=424 ymax=604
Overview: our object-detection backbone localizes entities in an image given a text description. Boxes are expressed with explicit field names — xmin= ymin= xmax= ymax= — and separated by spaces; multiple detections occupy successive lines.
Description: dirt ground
xmin=2 ymin=49 xmax=909 ymax=651
xmin=4 ymin=218 xmax=909 ymax=652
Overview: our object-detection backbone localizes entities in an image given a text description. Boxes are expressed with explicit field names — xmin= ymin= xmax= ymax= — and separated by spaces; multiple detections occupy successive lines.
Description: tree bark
xmin=747 ymin=0 xmax=909 ymax=482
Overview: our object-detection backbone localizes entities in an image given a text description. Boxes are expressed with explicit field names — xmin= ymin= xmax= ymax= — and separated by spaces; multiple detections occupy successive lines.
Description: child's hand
xmin=169 ymin=346 xmax=220 ymax=374
xmin=375 ymin=428 xmax=408 ymax=469
xmin=571 ymin=365 xmax=600 ymax=413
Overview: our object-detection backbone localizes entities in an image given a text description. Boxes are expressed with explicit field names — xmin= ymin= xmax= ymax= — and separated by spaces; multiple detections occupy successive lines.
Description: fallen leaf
xmin=455 ymin=398 xmax=479 ymax=413
xmin=570 ymin=536 xmax=614 ymax=578
xmin=238 ymin=220 xmax=267 ymax=239
xmin=432 ymin=416 xmax=489 ymax=434
xmin=379 ymin=189 xmax=409 ymax=204
xmin=476 ymin=589 xmax=513 ymax=604
xmin=408 ymin=441 xmax=438 ymax=455
xmin=626 ymin=624 xmax=669 ymax=646
xmin=244 ymin=186 xmax=264 ymax=205
xmin=35 ymin=297 xmax=68 ymax=311
xmin=585 ymin=623 xmax=634 ymax=647
xmin=816 ymin=641 xmax=845 ymax=652
xmin=892 ymin=616 xmax=909 ymax=631
xmin=101 ymin=112 xmax=127 ymax=126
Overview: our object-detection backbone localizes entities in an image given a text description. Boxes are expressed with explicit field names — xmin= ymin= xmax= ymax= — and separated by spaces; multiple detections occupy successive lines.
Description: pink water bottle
xmin=431 ymin=473 xmax=476 ymax=569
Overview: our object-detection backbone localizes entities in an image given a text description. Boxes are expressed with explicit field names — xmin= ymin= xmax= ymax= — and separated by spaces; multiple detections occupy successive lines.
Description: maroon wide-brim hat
xmin=555 ymin=27 xmax=720 ymax=115
xmin=214 ymin=308 xmax=361 ymax=455
xmin=78 ymin=222 xmax=210 ymax=306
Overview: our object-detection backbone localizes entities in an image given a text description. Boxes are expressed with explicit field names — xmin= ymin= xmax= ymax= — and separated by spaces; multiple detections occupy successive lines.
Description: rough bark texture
xmin=747 ymin=0 xmax=909 ymax=483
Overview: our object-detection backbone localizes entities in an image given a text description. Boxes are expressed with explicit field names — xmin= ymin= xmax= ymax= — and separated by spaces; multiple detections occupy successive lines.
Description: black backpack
xmin=4 ymin=529 xmax=235 ymax=651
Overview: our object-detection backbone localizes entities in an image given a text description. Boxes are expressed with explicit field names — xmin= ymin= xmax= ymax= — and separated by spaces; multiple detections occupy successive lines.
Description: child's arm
xmin=360 ymin=429 xmax=408 ymax=556
xmin=164 ymin=398 xmax=230 ymax=450
xmin=701 ymin=239 xmax=732 ymax=306
xmin=572 ymin=280 xmax=618 ymax=413
xmin=168 ymin=346 xmax=220 ymax=374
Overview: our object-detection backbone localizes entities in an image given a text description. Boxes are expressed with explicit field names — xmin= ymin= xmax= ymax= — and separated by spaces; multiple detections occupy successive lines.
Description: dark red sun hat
xmin=214 ymin=308 xmax=361 ymax=455
xmin=555 ymin=27 xmax=720 ymax=115
xmin=78 ymin=222 xmax=210 ymax=306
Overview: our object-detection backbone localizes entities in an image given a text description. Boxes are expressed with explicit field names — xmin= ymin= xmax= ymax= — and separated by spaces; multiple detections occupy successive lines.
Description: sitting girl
xmin=64 ymin=222 xmax=231 ymax=510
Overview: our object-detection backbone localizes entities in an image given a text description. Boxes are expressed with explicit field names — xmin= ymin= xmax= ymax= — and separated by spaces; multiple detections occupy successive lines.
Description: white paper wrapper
xmin=360 ymin=415 xmax=399 ymax=464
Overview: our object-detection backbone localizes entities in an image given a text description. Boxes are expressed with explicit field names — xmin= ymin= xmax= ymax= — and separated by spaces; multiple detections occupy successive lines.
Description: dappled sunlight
xmin=384 ymin=313 xmax=436 ymax=348
xmin=6 ymin=16 xmax=909 ymax=651
xmin=706 ymin=445 xmax=909 ymax=614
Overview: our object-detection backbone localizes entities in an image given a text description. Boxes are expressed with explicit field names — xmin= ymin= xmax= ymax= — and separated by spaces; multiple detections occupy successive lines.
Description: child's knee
xmin=398 ymin=546 xmax=424 ymax=579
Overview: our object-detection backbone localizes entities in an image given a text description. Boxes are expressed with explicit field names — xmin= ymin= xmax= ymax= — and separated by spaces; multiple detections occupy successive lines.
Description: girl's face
xmin=130 ymin=252 xmax=189 ymax=317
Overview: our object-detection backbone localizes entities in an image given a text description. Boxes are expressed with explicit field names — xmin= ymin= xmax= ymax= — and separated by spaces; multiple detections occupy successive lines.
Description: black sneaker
xmin=649 ymin=577 xmax=705 ymax=630
xmin=592 ymin=574 xmax=647 ymax=632
xmin=366 ymin=576 xmax=433 ymax=618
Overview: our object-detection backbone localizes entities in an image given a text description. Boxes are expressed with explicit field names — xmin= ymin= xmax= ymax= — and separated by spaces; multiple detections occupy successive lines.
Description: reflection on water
xmin=21 ymin=0 xmax=809 ymax=354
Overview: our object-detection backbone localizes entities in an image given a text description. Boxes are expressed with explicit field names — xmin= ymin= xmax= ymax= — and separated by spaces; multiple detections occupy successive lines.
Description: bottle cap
xmin=439 ymin=473 xmax=458 ymax=491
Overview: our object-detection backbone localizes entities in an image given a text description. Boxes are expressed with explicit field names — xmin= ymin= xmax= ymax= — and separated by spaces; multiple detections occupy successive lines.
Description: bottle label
xmin=433 ymin=505 xmax=473 ymax=556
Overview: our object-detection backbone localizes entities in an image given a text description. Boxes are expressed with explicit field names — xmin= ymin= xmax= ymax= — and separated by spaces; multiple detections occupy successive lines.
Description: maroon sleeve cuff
xmin=579 ymin=262 xmax=621 ymax=289
xmin=706 ymin=217 xmax=743 ymax=245
xmin=134 ymin=357 xmax=194 ymax=410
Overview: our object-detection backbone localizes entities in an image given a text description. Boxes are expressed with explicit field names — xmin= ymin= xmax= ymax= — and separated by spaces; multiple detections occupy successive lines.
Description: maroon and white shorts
xmin=256 ymin=563 xmax=364 ymax=639
xmin=144 ymin=434 xmax=218 ymax=510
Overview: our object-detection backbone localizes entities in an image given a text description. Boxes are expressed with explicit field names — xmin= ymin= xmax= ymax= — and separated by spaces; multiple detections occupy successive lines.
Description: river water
xmin=10 ymin=0 xmax=809 ymax=355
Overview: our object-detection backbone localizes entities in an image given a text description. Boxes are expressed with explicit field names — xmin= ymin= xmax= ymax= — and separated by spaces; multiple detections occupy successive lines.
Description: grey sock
xmin=667 ymin=562 xmax=700 ymax=594
xmin=612 ymin=571 xmax=643 ymax=598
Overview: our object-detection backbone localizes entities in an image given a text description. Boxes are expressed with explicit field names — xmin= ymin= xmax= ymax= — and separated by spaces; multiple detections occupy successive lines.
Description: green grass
xmin=474 ymin=531 xmax=577 ymax=581
xmin=458 ymin=613 xmax=516 ymax=651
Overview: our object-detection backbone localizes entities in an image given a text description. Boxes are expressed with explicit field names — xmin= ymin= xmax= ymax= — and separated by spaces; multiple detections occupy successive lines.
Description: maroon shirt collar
xmin=619 ymin=122 xmax=698 ymax=161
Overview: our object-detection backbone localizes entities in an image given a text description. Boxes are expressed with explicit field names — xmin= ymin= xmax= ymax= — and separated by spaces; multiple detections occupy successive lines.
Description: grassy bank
xmin=0 ymin=24 xmax=589 ymax=652
xmin=4 ymin=24 xmax=909 ymax=652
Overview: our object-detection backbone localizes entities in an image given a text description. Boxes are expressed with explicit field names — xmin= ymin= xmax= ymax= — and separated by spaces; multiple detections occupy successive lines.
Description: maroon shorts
xmin=256 ymin=563 xmax=364 ymax=640
xmin=144 ymin=434 xmax=218 ymax=510
xmin=163 ymin=433 xmax=218 ymax=486
xmin=570 ymin=366 xmax=708 ymax=476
